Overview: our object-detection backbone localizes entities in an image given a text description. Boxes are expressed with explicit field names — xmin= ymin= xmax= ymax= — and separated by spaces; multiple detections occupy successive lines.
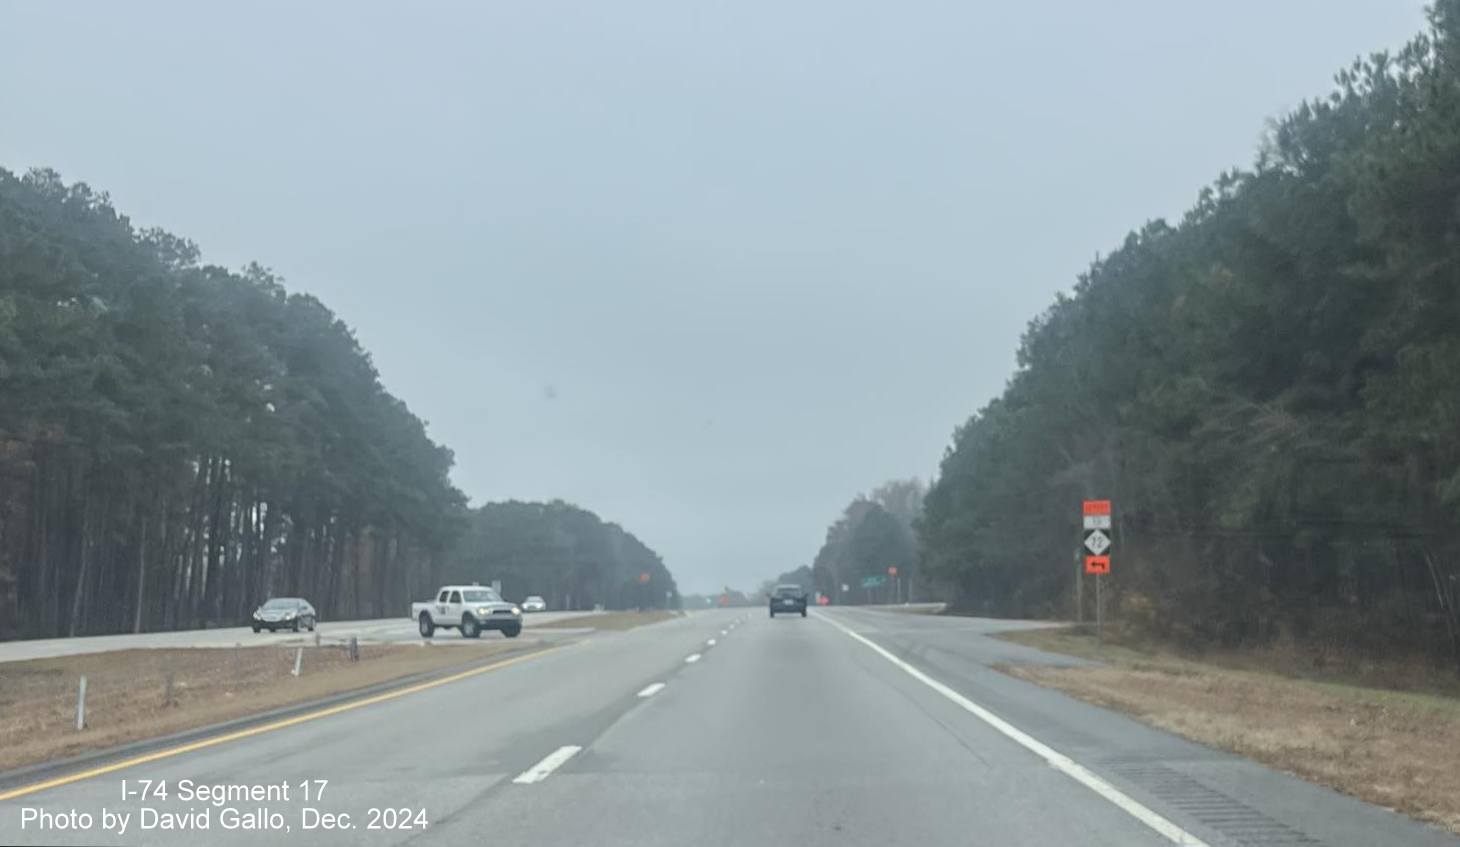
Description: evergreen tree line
xmin=803 ymin=479 xmax=924 ymax=605
xmin=0 ymin=168 xmax=675 ymax=639
xmin=439 ymin=500 xmax=679 ymax=612
xmin=918 ymin=3 xmax=1460 ymax=664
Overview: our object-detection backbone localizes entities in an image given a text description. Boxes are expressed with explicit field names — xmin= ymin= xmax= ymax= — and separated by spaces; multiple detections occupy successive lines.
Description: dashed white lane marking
xmin=706 ymin=638 xmax=717 ymax=646
xmin=685 ymin=653 xmax=702 ymax=664
xmin=720 ymin=629 xmax=728 ymax=636
xmin=512 ymin=745 xmax=583 ymax=784
xmin=637 ymin=682 xmax=666 ymax=698
xmin=817 ymin=613 xmax=1210 ymax=847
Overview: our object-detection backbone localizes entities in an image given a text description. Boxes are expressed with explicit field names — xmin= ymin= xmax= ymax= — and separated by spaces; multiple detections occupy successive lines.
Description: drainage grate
xmin=1102 ymin=761 xmax=1323 ymax=846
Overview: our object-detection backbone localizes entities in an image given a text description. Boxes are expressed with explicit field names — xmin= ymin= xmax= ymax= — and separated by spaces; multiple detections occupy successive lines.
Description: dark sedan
xmin=769 ymin=584 xmax=808 ymax=618
xmin=252 ymin=597 xmax=318 ymax=632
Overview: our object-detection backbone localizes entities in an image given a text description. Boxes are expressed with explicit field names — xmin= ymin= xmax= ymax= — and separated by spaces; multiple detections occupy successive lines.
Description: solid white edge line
xmin=511 ymin=745 xmax=583 ymax=785
xmin=637 ymin=682 xmax=666 ymax=697
xmin=817 ymin=612 xmax=1211 ymax=847
xmin=685 ymin=653 xmax=701 ymax=663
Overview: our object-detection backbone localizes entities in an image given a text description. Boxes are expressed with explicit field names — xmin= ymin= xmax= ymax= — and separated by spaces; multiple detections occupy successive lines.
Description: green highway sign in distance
xmin=861 ymin=575 xmax=887 ymax=589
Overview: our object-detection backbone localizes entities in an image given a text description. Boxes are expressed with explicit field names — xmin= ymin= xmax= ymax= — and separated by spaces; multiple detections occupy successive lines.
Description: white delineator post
xmin=76 ymin=675 xmax=88 ymax=730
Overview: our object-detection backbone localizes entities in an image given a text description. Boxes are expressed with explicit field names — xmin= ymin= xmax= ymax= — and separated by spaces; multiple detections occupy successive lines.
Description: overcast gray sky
xmin=0 ymin=1 xmax=1429 ymax=594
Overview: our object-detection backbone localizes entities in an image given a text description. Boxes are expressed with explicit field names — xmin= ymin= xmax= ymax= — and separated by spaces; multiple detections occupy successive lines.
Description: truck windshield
xmin=463 ymin=590 xmax=501 ymax=603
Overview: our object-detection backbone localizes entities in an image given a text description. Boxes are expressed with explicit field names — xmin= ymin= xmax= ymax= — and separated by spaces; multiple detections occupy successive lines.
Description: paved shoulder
xmin=822 ymin=607 xmax=1459 ymax=847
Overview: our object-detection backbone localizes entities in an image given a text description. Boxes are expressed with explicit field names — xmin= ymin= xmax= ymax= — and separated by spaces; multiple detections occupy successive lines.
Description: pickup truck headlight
xmin=475 ymin=606 xmax=491 ymax=616
xmin=511 ymin=606 xmax=522 ymax=615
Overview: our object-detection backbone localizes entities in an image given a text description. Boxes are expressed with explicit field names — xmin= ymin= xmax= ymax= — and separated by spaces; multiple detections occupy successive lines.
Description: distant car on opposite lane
xmin=252 ymin=597 xmax=317 ymax=632
xmin=521 ymin=595 xmax=548 ymax=613
xmin=769 ymin=584 xmax=808 ymax=618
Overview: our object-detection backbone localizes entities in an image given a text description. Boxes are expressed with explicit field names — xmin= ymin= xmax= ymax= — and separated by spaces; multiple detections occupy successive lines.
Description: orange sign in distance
xmin=1085 ymin=555 xmax=1110 ymax=575
xmin=887 ymin=566 xmax=898 ymax=576
xmin=638 ymin=572 xmax=650 ymax=584
xmin=1082 ymin=500 xmax=1111 ymax=516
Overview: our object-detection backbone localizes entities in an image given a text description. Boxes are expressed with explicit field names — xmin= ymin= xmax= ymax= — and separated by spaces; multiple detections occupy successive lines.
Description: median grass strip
xmin=995 ymin=627 xmax=1460 ymax=835
xmin=0 ymin=641 xmax=522 ymax=772
xmin=533 ymin=610 xmax=680 ymax=630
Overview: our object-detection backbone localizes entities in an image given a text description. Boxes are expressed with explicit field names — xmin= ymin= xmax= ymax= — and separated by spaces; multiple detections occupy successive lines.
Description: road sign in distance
xmin=638 ymin=571 xmax=650 ymax=584
xmin=1083 ymin=529 xmax=1111 ymax=555
xmin=1085 ymin=555 xmax=1110 ymax=575
xmin=1082 ymin=499 xmax=1113 ymax=564
xmin=887 ymin=566 xmax=898 ymax=576
xmin=861 ymin=575 xmax=887 ymax=589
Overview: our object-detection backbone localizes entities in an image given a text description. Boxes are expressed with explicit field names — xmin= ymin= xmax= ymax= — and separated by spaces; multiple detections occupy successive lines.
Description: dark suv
xmin=769 ymin=584 xmax=808 ymax=618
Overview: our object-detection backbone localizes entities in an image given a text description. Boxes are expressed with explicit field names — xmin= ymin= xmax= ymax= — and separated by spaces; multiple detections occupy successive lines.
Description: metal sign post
xmin=1082 ymin=500 xmax=1113 ymax=644
xmin=1074 ymin=547 xmax=1083 ymax=624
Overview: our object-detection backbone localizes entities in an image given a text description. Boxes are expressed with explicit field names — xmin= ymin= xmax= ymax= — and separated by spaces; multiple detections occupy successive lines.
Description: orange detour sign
xmin=1085 ymin=555 xmax=1110 ymax=575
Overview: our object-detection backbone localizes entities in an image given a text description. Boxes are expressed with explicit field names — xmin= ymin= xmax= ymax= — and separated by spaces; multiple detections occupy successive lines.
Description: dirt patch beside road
xmin=0 ymin=641 xmax=524 ymax=772
xmin=996 ymin=627 xmax=1460 ymax=835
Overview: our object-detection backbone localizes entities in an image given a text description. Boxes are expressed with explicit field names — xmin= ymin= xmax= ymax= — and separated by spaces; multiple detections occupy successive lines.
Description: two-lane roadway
xmin=2 ymin=608 xmax=1454 ymax=846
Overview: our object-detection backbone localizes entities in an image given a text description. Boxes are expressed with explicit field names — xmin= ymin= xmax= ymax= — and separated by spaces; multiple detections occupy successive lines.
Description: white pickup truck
xmin=411 ymin=584 xmax=523 ymax=639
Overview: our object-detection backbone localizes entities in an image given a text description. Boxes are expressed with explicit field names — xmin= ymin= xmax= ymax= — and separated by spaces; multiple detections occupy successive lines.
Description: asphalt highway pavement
xmin=2 ymin=608 xmax=1455 ymax=846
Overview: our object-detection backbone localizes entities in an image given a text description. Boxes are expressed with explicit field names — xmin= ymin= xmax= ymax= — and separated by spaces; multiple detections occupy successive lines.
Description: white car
xmin=521 ymin=595 xmax=547 ymax=613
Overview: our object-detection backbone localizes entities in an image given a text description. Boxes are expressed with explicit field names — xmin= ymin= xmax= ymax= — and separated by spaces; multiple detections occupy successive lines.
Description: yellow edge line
xmin=0 ymin=644 xmax=565 ymax=803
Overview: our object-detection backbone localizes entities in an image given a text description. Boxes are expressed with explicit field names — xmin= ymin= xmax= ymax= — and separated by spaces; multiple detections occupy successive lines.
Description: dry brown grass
xmin=996 ymin=628 xmax=1460 ymax=835
xmin=1001 ymin=626 xmax=1460 ymax=697
xmin=0 ymin=641 xmax=525 ymax=771
xmin=866 ymin=603 xmax=948 ymax=615
xmin=533 ymin=610 xmax=680 ymax=630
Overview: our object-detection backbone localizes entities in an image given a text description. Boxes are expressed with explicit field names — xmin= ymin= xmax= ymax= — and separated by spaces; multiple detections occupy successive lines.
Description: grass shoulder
xmin=994 ymin=626 xmax=1460 ymax=835
xmin=0 ymin=641 xmax=524 ymax=773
